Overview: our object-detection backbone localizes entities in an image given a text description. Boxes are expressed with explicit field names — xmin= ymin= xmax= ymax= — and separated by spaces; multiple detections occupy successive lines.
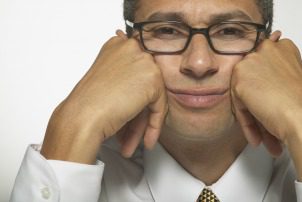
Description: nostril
xmin=180 ymin=68 xmax=194 ymax=76
xmin=180 ymin=65 xmax=218 ymax=79
xmin=208 ymin=68 xmax=218 ymax=76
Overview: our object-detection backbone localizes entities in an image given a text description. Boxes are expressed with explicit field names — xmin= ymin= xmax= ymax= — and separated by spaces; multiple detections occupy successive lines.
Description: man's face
xmin=135 ymin=0 xmax=263 ymax=140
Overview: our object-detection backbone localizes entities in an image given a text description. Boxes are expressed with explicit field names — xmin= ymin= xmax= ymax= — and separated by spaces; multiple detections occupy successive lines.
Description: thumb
xmin=269 ymin=30 xmax=282 ymax=42
xmin=116 ymin=29 xmax=128 ymax=40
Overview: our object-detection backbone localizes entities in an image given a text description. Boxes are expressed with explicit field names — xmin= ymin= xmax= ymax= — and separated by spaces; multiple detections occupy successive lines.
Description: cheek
xmin=154 ymin=55 xmax=182 ymax=81
xmin=214 ymin=55 xmax=243 ymax=79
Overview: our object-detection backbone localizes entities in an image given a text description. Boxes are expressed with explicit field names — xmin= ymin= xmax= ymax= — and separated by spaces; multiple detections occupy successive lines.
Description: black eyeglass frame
xmin=126 ymin=20 xmax=267 ymax=55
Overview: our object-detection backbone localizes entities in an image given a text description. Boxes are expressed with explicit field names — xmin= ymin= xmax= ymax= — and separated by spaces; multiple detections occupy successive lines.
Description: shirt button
xmin=41 ymin=187 xmax=51 ymax=199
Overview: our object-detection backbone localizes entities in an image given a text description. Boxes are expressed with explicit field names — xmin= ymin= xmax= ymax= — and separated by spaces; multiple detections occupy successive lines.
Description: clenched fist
xmin=41 ymin=31 xmax=168 ymax=164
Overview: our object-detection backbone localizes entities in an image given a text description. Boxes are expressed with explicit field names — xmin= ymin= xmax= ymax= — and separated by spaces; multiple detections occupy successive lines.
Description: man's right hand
xmin=40 ymin=31 xmax=168 ymax=164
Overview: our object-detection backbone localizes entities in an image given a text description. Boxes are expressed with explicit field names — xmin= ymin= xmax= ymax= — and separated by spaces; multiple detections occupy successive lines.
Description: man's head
xmin=122 ymin=0 xmax=274 ymax=144
xmin=124 ymin=0 xmax=273 ymax=36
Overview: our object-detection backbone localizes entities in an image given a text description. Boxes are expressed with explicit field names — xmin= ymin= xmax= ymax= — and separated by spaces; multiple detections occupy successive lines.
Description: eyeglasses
xmin=126 ymin=20 xmax=266 ymax=55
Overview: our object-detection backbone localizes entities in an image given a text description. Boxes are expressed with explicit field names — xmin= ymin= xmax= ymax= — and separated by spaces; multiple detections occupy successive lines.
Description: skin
xmin=135 ymin=0 xmax=263 ymax=183
xmin=41 ymin=0 xmax=302 ymax=185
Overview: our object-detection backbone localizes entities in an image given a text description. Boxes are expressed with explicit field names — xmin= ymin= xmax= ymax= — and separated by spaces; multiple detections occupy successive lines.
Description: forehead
xmin=135 ymin=0 xmax=262 ymax=25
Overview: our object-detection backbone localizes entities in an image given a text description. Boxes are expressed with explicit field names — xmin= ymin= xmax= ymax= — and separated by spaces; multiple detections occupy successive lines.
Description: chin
xmin=163 ymin=105 xmax=237 ymax=141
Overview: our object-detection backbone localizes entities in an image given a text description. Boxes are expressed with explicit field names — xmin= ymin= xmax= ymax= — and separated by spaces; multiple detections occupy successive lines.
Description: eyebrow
xmin=147 ymin=12 xmax=185 ymax=22
xmin=146 ymin=10 xmax=253 ymax=25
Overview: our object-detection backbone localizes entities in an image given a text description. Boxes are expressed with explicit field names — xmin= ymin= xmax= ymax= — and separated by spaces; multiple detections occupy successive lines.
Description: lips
xmin=167 ymin=87 xmax=228 ymax=109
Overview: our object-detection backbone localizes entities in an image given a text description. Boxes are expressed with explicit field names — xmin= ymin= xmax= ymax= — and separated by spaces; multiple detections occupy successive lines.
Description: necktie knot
xmin=198 ymin=187 xmax=220 ymax=202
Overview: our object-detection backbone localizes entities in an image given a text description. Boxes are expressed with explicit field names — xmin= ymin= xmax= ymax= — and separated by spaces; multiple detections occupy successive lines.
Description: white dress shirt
xmin=10 ymin=137 xmax=302 ymax=202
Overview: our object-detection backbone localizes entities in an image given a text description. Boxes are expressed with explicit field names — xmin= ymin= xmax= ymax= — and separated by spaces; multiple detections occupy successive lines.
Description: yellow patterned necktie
xmin=198 ymin=187 xmax=220 ymax=202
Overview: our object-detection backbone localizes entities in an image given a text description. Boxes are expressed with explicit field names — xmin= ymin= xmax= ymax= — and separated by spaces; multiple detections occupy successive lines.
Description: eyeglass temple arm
xmin=125 ymin=20 xmax=134 ymax=28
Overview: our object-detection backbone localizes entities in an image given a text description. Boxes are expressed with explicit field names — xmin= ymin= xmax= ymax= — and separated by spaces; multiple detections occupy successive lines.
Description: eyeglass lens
xmin=140 ymin=22 xmax=261 ymax=54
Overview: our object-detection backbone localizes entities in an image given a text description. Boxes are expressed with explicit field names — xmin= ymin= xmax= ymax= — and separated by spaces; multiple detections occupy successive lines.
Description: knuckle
xmin=279 ymin=38 xmax=293 ymax=44
xmin=134 ymin=52 xmax=155 ymax=67
xmin=232 ymin=61 xmax=245 ymax=76
xmin=279 ymin=38 xmax=296 ymax=50
xmin=123 ymin=39 xmax=149 ymax=61
xmin=141 ymin=52 xmax=154 ymax=61
xmin=232 ymin=63 xmax=240 ymax=75
xmin=260 ymin=39 xmax=273 ymax=49
xmin=105 ymin=36 xmax=121 ymax=46
xmin=231 ymin=63 xmax=248 ymax=96
xmin=232 ymin=80 xmax=244 ymax=97
xmin=101 ymin=36 xmax=121 ymax=51
xmin=126 ymin=38 xmax=140 ymax=48
xmin=279 ymin=38 xmax=301 ymax=57
xmin=146 ymin=70 xmax=163 ymax=95
xmin=245 ymin=51 xmax=258 ymax=60
xmin=148 ymin=67 xmax=162 ymax=82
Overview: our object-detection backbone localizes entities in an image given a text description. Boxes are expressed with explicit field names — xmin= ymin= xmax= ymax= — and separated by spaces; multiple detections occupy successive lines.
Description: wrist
xmin=287 ymin=135 xmax=302 ymax=181
xmin=41 ymin=103 xmax=106 ymax=164
xmin=283 ymin=109 xmax=302 ymax=181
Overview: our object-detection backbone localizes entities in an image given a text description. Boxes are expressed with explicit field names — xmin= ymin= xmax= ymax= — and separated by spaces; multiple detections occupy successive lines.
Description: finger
xmin=231 ymin=92 xmax=262 ymax=146
xmin=235 ymin=107 xmax=262 ymax=147
xmin=269 ymin=30 xmax=282 ymax=42
xmin=116 ymin=124 xmax=128 ymax=145
xmin=120 ymin=110 xmax=149 ymax=158
xmin=144 ymin=90 xmax=168 ymax=150
xmin=116 ymin=29 xmax=128 ymax=40
xmin=259 ymin=125 xmax=283 ymax=157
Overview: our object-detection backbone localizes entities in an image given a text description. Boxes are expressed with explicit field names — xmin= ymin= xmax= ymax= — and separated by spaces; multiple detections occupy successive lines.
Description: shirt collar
xmin=144 ymin=143 xmax=273 ymax=202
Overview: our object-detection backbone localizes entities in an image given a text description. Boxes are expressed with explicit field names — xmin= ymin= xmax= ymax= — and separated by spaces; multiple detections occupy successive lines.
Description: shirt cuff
xmin=47 ymin=158 xmax=104 ymax=201
xmin=10 ymin=144 xmax=104 ymax=202
xmin=295 ymin=180 xmax=302 ymax=202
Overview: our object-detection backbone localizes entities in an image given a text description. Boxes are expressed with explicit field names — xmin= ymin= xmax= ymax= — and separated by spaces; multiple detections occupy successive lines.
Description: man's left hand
xmin=231 ymin=31 xmax=302 ymax=180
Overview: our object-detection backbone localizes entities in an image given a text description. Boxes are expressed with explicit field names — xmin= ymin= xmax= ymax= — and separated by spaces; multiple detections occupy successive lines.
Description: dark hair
xmin=123 ymin=0 xmax=273 ymax=37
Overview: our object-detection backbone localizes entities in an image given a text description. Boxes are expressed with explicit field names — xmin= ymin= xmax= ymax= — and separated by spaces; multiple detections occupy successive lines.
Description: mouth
xmin=167 ymin=87 xmax=229 ymax=109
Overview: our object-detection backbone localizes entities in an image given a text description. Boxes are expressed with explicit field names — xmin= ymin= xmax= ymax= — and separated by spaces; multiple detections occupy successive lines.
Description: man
xmin=10 ymin=0 xmax=302 ymax=201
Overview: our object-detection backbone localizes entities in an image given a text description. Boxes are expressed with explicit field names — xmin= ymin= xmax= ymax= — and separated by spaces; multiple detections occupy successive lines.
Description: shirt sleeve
xmin=10 ymin=144 xmax=104 ymax=202
xmin=295 ymin=180 xmax=302 ymax=202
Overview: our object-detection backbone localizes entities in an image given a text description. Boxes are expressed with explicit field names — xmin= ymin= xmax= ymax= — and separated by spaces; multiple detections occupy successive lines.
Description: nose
xmin=180 ymin=34 xmax=218 ymax=79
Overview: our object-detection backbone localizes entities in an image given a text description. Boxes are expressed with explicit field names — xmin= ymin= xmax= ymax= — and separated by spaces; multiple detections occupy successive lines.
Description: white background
xmin=0 ymin=0 xmax=301 ymax=201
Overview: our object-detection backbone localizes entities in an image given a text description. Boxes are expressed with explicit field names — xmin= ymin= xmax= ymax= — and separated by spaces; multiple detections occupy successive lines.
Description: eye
xmin=215 ymin=27 xmax=246 ymax=39
xmin=210 ymin=23 xmax=251 ymax=40
xmin=147 ymin=25 xmax=187 ymax=39
xmin=142 ymin=22 xmax=189 ymax=40
xmin=158 ymin=27 xmax=177 ymax=34
xmin=152 ymin=26 xmax=183 ymax=39
xmin=220 ymin=28 xmax=244 ymax=36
